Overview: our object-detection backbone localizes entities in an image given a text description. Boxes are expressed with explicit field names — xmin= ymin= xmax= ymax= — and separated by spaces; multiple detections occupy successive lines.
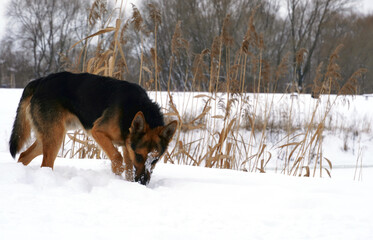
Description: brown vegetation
xmin=1 ymin=0 xmax=369 ymax=177
xmin=53 ymin=1 xmax=367 ymax=178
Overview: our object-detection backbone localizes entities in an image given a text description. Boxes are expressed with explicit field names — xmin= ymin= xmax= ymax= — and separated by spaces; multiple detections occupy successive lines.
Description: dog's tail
xmin=9 ymin=78 xmax=41 ymax=158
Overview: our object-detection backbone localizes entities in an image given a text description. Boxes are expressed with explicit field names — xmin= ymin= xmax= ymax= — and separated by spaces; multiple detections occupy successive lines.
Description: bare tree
xmin=0 ymin=38 xmax=33 ymax=87
xmin=286 ymin=0 xmax=353 ymax=90
xmin=2 ymin=0 xmax=367 ymax=93
xmin=132 ymin=0 xmax=285 ymax=91
xmin=6 ymin=0 xmax=89 ymax=78
xmin=337 ymin=14 xmax=373 ymax=93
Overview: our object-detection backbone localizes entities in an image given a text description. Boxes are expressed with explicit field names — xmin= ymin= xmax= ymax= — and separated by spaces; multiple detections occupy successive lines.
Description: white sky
xmin=352 ymin=0 xmax=373 ymax=14
xmin=0 ymin=0 xmax=373 ymax=39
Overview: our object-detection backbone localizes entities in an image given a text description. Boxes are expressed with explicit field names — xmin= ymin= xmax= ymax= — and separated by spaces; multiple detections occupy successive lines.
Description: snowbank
xmin=0 ymin=155 xmax=373 ymax=240
xmin=1 ymin=88 xmax=373 ymax=239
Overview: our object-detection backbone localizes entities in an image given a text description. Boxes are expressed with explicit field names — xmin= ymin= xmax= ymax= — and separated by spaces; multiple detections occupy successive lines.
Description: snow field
xmin=0 ymin=88 xmax=372 ymax=239
xmin=1 ymin=154 xmax=373 ymax=240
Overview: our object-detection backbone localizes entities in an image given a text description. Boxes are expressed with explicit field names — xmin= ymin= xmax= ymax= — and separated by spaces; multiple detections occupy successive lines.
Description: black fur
xmin=10 ymin=72 xmax=165 ymax=152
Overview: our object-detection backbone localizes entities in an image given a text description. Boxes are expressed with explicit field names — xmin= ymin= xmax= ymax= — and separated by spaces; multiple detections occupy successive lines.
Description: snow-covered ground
xmin=1 ymin=88 xmax=373 ymax=240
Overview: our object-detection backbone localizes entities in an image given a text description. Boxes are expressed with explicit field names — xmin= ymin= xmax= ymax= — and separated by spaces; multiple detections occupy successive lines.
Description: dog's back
xmin=31 ymin=72 xmax=164 ymax=129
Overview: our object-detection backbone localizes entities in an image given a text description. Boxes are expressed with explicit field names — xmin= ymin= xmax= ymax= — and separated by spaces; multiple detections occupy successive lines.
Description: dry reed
xmin=60 ymin=1 xmax=367 ymax=178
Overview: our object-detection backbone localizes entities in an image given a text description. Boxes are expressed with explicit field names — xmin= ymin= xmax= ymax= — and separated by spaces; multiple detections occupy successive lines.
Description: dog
xmin=9 ymin=72 xmax=177 ymax=185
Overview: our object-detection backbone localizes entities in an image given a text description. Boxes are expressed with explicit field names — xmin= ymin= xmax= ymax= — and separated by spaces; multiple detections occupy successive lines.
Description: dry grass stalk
xmin=221 ymin=14 xmax=233 ymax=47
xmin=311 ymin=62 xmax=324 ymax=98
xmin=277 ymin=44 xmax=365 ymax=178
xmin=171 ymin=21 xmax=189 ymax=57
xmin=89 ymin=0 xmax=108 ymax=26
xmin=354 ymin=145 xmax=364 ymax=181
xmin=131 ymin=4 xmax=143 ymax=32
xmin=296 ymin=48 xmax=308 ymax=66
xmin=148 ymin=3 xmax=161 ymax=96
xmin=339 ymin=68 xmax=367 ymax=95
xmin=61 ymin=131 xmax=104 ymax=159
xmin=60 ymin=2 xmax=366 ymax=179
xmin=209 ymin=36 xmax=222 ymax=92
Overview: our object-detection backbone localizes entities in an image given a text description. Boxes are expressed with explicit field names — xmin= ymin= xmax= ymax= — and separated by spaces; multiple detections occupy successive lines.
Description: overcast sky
xmin=0 ymin=0 xmax=9 ymax=39
xmin=0 ymin=0 xmax=373 ymax=39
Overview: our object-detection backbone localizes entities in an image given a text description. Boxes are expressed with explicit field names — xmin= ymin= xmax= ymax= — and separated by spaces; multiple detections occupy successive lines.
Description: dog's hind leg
xmin=40 ymin=124 xmax=65 ymax=169
xmin=18 ymin=140 xmax=42 ymax=166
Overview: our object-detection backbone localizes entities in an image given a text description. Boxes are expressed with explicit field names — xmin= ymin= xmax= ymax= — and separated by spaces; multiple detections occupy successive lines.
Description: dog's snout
xmin=135 ymin=171 xmax=150 ymax=185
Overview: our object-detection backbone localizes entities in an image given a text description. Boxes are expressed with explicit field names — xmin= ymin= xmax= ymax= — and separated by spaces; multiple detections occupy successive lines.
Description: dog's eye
xmin=135 ymin=153 xmax=143 ymax=163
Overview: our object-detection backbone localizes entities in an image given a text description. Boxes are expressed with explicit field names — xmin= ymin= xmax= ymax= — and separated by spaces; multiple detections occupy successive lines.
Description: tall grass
xmin=61 ymin=1 xmax=367 ymax=178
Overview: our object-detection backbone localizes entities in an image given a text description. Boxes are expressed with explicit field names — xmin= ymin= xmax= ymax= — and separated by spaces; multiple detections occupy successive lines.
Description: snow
xmin=1 ymin=155 xmax=373 ymax=240
xmin=1 ymin=88 xmax=373 ymax=240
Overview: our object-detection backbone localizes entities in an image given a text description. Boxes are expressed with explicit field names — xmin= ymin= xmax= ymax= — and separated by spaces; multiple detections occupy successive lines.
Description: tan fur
xmin=20 ymin=106 xmax=72 ymax=169
xmin=16 ymin=97 xmax=32 ymax=153
xmin=123 ymin=139 xmax=135 ymax=181
xmin=18 ymin=140 xmax=42 ymax=165
xmin=91 ymin=110 xmax=125 ymax=175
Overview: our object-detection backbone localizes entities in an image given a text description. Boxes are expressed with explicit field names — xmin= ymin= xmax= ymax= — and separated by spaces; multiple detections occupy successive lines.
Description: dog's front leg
xmin=122 ymin=146 xmax=134 ymax=182
xmin=92 ymin=128 xmax=124 ymax=175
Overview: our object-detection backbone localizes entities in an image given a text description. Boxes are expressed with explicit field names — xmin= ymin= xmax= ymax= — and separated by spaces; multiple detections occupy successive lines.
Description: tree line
xmin=0 ymin=0 xmax=371 ymax=93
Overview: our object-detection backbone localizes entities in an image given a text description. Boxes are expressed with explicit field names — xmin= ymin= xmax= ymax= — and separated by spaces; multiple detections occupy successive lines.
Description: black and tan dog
xmin=9 ymin=72 xmax=177 ymax=185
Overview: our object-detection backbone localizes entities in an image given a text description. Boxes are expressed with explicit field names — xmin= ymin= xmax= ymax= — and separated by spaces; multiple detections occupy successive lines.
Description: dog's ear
xmin=160 ymin=121 xmax=178 ymax=142
xmin=130 ymin=111 xmax=145 ymax=133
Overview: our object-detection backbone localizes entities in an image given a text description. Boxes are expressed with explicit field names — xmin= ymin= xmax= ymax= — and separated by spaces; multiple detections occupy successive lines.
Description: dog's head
xmin=127 ymin=112 xmax=177 ymax=185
